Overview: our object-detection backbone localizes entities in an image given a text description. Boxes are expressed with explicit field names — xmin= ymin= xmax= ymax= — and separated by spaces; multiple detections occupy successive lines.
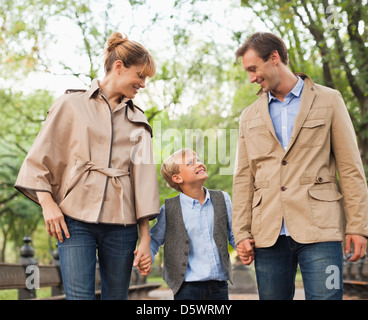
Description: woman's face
xmin=115 ymin=62 xmax=147 ymax=99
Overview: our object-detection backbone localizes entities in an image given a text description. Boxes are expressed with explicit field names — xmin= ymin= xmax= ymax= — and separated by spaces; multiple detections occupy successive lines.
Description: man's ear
xmin=269 ymin=50 xmax=280 ymax=65
xmin=172 ymin=174 xmax=183 ymax=184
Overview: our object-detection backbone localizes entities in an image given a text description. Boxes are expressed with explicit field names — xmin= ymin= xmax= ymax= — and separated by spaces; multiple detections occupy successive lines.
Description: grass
xmin=0 ymin=287 xmax=52 ymax=300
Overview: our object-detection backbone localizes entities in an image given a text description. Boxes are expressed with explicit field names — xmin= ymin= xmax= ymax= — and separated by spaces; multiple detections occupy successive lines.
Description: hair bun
xmin=107 ymin=32 xmax=128 ymax=52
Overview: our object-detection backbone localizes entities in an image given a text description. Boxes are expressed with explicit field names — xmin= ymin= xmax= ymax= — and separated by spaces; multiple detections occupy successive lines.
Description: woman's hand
xmin=133 ymin=218 xmax=152 ymax=275
xmin=36 ymin=191 xmax=70 ymax=242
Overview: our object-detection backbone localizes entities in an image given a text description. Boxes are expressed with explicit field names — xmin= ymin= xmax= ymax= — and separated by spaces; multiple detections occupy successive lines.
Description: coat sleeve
xmin=232 ymin=111 xmax=255 ymax=245
xmin=331 ymin=91 xmax=368 ymax=237
xmin=130 ymin=128 xmax=160 ymax=221
xmin=14 ymin=96 xmax=73 ymax=204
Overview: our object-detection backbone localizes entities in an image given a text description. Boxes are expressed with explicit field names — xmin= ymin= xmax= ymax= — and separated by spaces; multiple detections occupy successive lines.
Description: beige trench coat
xmin=15 ymin=79 xmax=160 ymax=225
xmin=232 ymin=74 xmax=368 ymax=248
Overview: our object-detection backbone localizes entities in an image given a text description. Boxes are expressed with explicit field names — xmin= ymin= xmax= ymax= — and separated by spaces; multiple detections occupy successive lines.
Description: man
xmin=232 ymin=32 xmax=368 ymax=300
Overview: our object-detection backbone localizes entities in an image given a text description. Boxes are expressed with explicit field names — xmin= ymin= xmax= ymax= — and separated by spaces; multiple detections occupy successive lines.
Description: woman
xmin=15 ymin=32 xmax=160 ymax=300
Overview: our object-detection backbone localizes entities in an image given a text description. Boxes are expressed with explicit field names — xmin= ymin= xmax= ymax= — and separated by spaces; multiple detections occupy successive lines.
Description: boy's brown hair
xmin=160 ymin=148 xmax=196 ymax=192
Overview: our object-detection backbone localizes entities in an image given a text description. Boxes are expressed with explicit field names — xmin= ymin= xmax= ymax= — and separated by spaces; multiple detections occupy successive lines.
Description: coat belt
xmin=68 ymin=161 xmax=130 ymax=222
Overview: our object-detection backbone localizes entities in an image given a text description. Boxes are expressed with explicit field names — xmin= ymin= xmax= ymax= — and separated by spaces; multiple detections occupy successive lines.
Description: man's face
xmin=241 ymin=48 xmax=279 ymax=93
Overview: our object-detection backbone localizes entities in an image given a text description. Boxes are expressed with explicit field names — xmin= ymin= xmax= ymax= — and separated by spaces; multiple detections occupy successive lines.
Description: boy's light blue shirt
xmin=150 ymin=187 xmax=236 ymax=282
xmin=268 ymin=76 xmax=304 ymax=236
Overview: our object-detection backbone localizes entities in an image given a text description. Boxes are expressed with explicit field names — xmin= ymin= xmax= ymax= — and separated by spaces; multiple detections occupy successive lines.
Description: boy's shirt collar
xmin=180 ymin=187 xmax=210 ymax=209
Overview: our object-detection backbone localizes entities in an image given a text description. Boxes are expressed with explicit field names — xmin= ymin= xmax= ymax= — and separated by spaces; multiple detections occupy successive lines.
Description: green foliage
xmin=0 ymin=89 xmax=54 ymax=262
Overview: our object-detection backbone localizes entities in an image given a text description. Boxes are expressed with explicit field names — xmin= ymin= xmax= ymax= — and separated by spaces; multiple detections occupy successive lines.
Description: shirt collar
xmin=268 ymin=75 xmax=304 ymax=103
xmin=180 ymin=187 xmax=210 ymax=209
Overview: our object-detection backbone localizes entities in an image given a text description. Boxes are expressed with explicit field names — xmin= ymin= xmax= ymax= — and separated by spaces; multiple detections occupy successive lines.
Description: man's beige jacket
xmin=15 ymin=79 xmax=160 ymax=225
xmin=232 ymin=74 xmax=368 ymax=248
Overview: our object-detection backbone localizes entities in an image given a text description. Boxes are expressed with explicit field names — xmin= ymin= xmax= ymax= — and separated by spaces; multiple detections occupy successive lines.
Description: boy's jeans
xmin=254 ymin=235 xmax=343 ymax=300
xmin=58 ymin=216 xmax=138 ymax=300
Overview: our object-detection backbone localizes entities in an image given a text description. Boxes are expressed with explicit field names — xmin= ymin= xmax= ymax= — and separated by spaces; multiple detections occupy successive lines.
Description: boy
xmin=144 ymin=148 xmax=235 ymax=300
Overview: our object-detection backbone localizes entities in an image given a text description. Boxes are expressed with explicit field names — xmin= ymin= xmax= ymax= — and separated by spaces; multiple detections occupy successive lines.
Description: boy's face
xmin=173 ymin=153 xmax=208 ymax=186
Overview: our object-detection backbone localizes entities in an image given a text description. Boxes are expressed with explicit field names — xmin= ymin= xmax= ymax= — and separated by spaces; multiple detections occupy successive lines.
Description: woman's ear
xmin=114 ymin=60 xmax=125 ymax=74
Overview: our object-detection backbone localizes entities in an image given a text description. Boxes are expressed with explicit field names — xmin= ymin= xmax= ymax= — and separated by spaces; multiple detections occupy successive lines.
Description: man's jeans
xmin=254 ymin=235 xmax=343 ymax=300
xmin=58 ymin=216 xmax=138 ymax=300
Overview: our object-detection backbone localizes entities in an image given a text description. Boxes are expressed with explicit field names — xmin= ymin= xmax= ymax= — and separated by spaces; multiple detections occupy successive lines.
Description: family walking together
xmin=15 ymin=30 xmax=368 ymax=300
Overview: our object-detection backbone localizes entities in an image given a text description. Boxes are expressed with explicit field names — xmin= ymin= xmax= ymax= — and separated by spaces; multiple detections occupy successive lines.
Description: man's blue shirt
xmin=268 ymin=76 xmax=304 ymax=235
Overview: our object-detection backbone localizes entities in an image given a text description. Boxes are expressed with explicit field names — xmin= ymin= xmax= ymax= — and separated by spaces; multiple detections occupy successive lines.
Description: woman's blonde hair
xmin=160 ymin=149 xmax=197 ymax=192
xmin=104 ymin=32 xmax=156 ymax=77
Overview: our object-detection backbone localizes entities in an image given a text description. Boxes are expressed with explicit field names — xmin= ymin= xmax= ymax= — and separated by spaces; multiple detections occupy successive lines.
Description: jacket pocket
xmin=251 ymin=194 xmax=262 ymax=235
xmin=308 ymin=188 xmax=343 ymax=229
xmin=297 ymin=119 xmax=326 ymax=148
xmin=246 ymin=119 xmax=273 ymax=155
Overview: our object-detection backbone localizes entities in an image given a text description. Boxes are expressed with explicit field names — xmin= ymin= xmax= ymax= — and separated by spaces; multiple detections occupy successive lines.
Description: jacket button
xmin=184 ymin=252 xmax=189 ymax=256
xmin=281 ymin=160 xmax=287 ymax=165
xmin=281 ymin=186 xmax=287 ymax=191
xmin=317 ymin=177 xmax=323 ymax=183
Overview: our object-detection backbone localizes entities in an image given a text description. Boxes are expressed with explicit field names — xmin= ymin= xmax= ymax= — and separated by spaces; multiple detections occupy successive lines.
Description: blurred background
xmin=0 ymin=0 xmax=367 ymax=298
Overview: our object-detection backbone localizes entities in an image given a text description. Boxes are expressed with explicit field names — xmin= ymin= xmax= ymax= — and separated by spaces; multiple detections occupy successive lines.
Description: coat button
xmin=281 ymin=160 xmax=287 ymax=165
xmin=281 ymin=186 xmax=287 ymax=191
xmin=317 ymin=177 xmax=323 ymax=183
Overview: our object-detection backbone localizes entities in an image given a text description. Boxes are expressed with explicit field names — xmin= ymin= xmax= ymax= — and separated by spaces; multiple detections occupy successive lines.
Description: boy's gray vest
xmin=163 ymin=190 xmax=233 ymax=295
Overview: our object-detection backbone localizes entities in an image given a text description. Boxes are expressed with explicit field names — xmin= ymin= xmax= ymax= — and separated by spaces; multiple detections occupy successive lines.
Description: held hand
xmin=134 ymin=218 xmax=152 ymax=275
xmin=345 ymin=234 xmax=367 ymax=262
xmin=133 ymin=239 xmax=152 ymax=276
xmin=236 ymin=239 xmax=255 ymax=265
xmin=133 ymin=249 xmax=152 ymax=276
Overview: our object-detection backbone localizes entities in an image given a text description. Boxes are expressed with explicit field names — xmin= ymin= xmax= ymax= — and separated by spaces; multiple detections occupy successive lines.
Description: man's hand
xmin=345 ymin=234 xmax=367 ymax=262
xmin=236 ymin=238 xmax=255 ymax=265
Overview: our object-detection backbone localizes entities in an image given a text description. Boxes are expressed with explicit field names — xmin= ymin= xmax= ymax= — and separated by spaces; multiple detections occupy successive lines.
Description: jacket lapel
xmin=287 ymin=76 xmax=316 ymax=152
xmin=257 ymin=92 xmax=279 ymax=142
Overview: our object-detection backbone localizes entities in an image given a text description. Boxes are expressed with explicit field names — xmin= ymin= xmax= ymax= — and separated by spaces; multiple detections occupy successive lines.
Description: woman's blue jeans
xmin=57 ymin=216 xmax=138 ymax=300
xmin=254 ymin=235 xmax=343 ymax=300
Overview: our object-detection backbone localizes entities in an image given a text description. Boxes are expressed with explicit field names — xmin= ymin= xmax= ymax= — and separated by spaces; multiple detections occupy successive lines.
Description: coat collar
xmin=87 ymin=79 xmax=153 ymax=137
xmin=256 ymin=73 xmax=316 ymax=154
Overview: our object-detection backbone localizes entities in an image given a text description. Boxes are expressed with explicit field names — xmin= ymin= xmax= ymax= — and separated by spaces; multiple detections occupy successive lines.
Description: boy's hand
xmin=236 ymin=239 xmax=255 ymax=265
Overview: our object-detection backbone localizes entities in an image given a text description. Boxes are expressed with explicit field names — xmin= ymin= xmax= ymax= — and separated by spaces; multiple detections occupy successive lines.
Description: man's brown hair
xmin=236 ymin=32 xmax=289 ymax=65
